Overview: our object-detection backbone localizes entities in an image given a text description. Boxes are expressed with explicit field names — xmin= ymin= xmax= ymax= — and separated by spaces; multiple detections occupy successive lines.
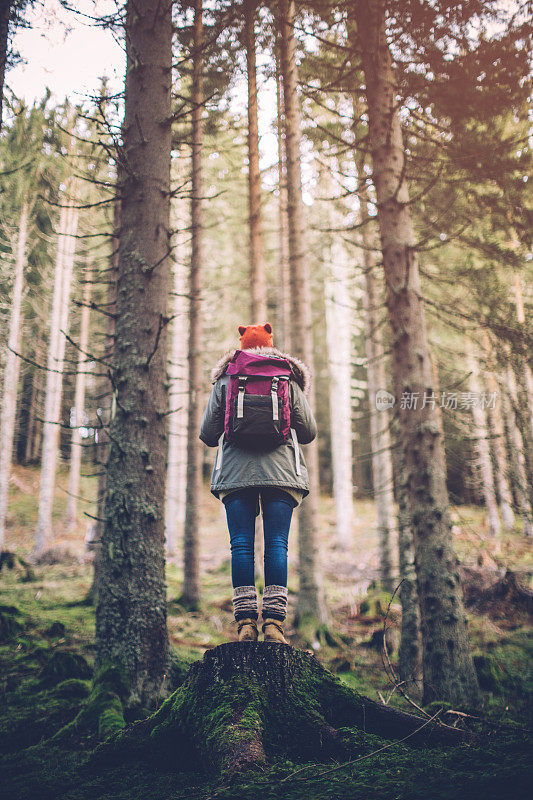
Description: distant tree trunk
xmin=504 ymin=362 xmax=533 ymax=536
xmin=482 ymin=333 xmax=514 ymax=530
xmin=88 ymin=185 xmax=120 ymax=605
xmin=66 ymin=271 xmax=91 ymax=529
xmin=244 ymin=0 xmax=266 ymax=322
xmin=165 ymin=169 xmax=189 ymax=557
xmin=356 ymin=151 xmax=396 ymax=589
xmin=0 ymin=199 xmax=28 ymax=551
xmin=323 ymin=169 xmax=354 ymax=550
xmin=510 ymin=274 xmax=533 ymax=508
xmin=275 ymin=48 xmax=290 ymax=351
xmin=466 ymin=342 xmax=501 ymax=536
xmin=24 ymin=332 xmax=43 ymax=464
xmin=182 ymin=0 xmax=204 ymax=609
xmin=0 ymin=0 xmax=12 ymax=132
xmin=35 ymin=195 xmax=79 ymax=557
xmin=279 ymin=0 xmax=327 ymax=626
xmin=512 ymin=272 xmax=533 ymax=439
xmin=351 ymin=0 xmax=479 ymax=705
xmin=95 ymin=0 xmax=172 ymax=709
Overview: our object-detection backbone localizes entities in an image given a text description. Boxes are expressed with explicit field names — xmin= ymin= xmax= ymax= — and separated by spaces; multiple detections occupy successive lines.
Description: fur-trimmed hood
xmin=210 ymin=347 xmax=312 ymax=395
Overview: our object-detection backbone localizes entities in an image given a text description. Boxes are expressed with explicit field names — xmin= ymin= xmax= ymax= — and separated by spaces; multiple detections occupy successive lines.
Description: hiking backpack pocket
xmin=230 ymin=392 xmax=287 ymax=452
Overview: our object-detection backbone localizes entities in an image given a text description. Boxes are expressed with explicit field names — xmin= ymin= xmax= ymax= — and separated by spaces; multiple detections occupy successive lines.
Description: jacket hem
xmin=211 ymin=479 xmax=309 ymax=499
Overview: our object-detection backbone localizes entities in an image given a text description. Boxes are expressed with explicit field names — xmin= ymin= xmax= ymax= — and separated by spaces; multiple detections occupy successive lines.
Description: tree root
xmin=51 ymin=664 xmax=128 ymax=743
xmin=93 ymin=643 xmax=471 ymax=776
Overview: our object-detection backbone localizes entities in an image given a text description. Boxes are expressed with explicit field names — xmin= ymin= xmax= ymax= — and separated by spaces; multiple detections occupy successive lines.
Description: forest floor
xmin=1 ymin=464 xmax=532 ymax=799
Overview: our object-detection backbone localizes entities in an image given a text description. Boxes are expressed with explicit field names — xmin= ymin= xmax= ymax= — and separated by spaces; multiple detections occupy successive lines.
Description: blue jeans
xmin=222 ymin=487 xmax=295 ymax=589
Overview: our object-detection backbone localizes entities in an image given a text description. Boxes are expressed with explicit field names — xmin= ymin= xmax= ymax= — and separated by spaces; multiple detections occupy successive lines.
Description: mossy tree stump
xmin=96 ymin=643 xmax=468 ymax=776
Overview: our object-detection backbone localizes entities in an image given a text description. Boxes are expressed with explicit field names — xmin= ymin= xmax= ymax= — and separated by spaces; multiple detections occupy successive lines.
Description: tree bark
xmin=392 ymin=431 xmax=423 ymax=697
xmin=466 ymin=342 xmax=501 ymax=536
xmin=95 ymin=0 xmax=172 ymax=709
xmin=0 ymin=199 xmax=28 ymax=551
xmin=356 ymin=150 xmax=396 ymax=588
xmin=35 ymin=193 xmax=79 ymax=557
xmin=244 ymin=0 xmax=266 ymax=322
xmin=182 ymin=0 xmax=204 ymax=609
xmin=66 ymin=270 xmax=91 ymax=529
xmin=278 ymin=0 xmax=327 ymax=626
xmin=275 ymin=46 xmax=291 ymax=352
xmin=351 ymin=0 xmax=479 ymax=706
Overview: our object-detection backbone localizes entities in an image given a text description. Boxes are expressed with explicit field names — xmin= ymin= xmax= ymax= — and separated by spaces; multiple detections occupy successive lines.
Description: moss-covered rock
xmin=39 ymin=650 xmax=92 ymax=687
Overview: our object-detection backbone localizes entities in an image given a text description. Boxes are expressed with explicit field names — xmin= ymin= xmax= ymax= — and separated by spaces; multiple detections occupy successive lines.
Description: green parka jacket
xmin=199 ymin=347 xmax=317 ymax=499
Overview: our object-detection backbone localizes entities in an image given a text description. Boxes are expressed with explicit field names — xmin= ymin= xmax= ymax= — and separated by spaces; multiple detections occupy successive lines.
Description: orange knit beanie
xmin=238 ymin=323 xmax=273 ymax=349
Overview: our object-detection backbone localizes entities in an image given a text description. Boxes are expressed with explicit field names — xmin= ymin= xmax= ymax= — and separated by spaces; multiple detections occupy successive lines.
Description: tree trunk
xmin=510 ymin=274 xmax=533 ymax=510
xmin=323 ymin=169 xmax=354 ymax=550
xmin=97 ymin=643 xmax=467 ymax=776
xmin=95 ymin=0 xmax=172 ymax=709
xmin=351 ymin=0 xmax=479 ymax=706
xmin=35 ymin=194 xmax=79 ymax=557
xmin=356 ymin=151 xmax=396 ymax=588
xmin=278 ymin=0 xmax=327 ymax=626
xmin=466 ymin=342 xmax=501 ymax=536
xmin=66 ymin=270 xmax=91 ymax=529
xmin=0 ymin=0 xmax=12 ymax=132
xmin=24 ymin=333 xmax=43 ymax=464
xmin=88 ymin=186 xmax=120 ymax=605
xmin=0 ymin=200 xmax=28 ymax=551
xmin=165 ymin=168 xmax=189 ymax=557
xmin=182 ymin=0 xmax=204 ymax=610
xmin=482 ymin=334 xmax=514 ymax=529
xmin=244 ymin=0 xmax=266 ymax=322
xmin=504 ymin=362 xmax=533 ymax=536
xmin=394 ymin=437 xmax=423 ymax=697
xmin=512 ymin=272 xmax=533 ymax=439
xmin=275 ymin=46 xmax=291 ymax=352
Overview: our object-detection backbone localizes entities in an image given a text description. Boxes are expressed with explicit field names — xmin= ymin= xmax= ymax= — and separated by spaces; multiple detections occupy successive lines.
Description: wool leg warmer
xmin=262 ymin=585 xmax=288 ymax=622
xmin=232 ymin=585 xmax=258 ymax=621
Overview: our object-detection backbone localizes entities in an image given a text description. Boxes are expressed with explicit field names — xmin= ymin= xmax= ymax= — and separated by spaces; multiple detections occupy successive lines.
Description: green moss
xmin=0 ymin=603 xmax=24 ymax=642
xmin=474 ymin=654 xmax=509 ymax=693
xmin=97 ymin=695 xmax=127 ymax=740
xmin=53 ymin=679 xmax=91 ymax=699
xmin=39 ymin=650 xmax=92 ymax=687
xmin=51 ymin=663 xmax=129 ymax=744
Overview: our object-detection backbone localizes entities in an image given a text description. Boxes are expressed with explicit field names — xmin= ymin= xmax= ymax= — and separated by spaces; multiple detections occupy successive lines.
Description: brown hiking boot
xmin=262 ymin=618 xmax=288 ymax=644
xmin=237 ymin=618 xmax=259 ymax=642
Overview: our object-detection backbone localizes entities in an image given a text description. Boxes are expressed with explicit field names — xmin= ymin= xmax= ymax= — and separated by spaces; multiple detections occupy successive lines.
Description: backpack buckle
xmin=271 ymin=377 xmax=279 ymax=421
xmin=237 ymin=377 xmax=247 ymax=418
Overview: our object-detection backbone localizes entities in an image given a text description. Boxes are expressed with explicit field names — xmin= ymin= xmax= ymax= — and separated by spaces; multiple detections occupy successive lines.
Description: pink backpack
xmin=224 ymin=350 xmax=292 ymax=451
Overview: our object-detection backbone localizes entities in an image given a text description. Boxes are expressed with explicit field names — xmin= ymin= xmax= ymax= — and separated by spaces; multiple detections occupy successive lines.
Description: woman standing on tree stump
xmin=200 ymin=323 xmax=317 ymax=643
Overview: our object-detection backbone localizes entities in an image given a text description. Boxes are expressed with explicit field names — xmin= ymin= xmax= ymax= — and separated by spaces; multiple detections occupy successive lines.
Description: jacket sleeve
xmin=290 ymin=381 xmax=317 ymax=445
xmin=199 ymin=380 xmax=225 ymax=447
